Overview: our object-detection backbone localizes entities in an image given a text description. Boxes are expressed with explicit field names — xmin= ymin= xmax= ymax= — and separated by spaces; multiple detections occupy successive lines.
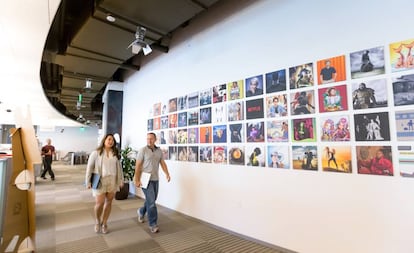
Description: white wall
xmin=122 ymin=1 xmax=414 ymax=252
xmin=36 ymin=126 xmax=100 ymax=158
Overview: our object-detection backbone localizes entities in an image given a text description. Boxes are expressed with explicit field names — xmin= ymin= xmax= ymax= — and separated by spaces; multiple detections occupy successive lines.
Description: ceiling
xmin=40 ymin=0 xmax=221 ymax=127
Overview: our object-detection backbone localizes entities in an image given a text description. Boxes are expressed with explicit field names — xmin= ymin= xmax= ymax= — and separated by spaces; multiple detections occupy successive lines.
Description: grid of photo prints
xmin=147 ymin=38 xmax=414 ymax=177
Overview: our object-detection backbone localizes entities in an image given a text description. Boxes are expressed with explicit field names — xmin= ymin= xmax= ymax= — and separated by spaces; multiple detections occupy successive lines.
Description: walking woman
xmin=85 ymin=133 xmax=124 ymax=234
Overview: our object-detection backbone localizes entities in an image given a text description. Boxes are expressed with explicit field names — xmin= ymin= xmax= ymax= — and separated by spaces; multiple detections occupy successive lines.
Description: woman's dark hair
xmin=97 ymin=133 xmax=120 ymax=159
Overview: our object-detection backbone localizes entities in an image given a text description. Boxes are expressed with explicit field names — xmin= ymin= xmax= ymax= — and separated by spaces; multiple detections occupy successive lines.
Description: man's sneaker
xmin=137 ymin=209 xmax=144 ymax=223
xmin=41 ymin=176 xmax=46 ymax=180
xmin=150 ymin=225 xmax=159 ymax=233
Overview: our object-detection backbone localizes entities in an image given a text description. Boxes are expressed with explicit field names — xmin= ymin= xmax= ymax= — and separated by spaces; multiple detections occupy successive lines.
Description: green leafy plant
xmin=120 ymin=146 xmax=136 ymax=182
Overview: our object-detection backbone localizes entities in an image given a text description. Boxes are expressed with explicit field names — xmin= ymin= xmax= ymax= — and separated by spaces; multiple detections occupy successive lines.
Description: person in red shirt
xmin=40 ymin=138 xmax=55 ymax=180
xmin=370 ymin=149 xmax=393 ymax=176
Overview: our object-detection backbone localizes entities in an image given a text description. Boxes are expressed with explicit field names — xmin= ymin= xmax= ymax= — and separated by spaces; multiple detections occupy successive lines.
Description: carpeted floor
xmin=35 ymin=162 xmax=291 ymax=253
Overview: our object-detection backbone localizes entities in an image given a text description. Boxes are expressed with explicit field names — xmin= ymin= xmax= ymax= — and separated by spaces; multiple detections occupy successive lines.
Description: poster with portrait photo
xmin=168 ymin=97 xmax=177 ymax=113
xmin=212 ymin=103 xmax=227 ymax=123
xmin=177 ymin=146 xmax=188 ymax=161
xmin=168 ymin=113 xmax=177 ymax=128
xmin=245 ymin=145 xmax=265 ymax=167
xmin=187 ymin=110 xmax=199 ymax=126
xmin=246 ymin=121 xmax=265 ymax=142
xmin=153 ymin=102 xmax=161 ymax=117
xmin=213 ymin=84 xmax=227 ymax=103
xmin=321 ymin=145 xmax=352 ymax=173
xmin=154 ymin=131 xmax=161 ymax=146
xmin=147 ymin=119 xmax=153 ymax=131
xmin=320 ymin=115 xmax=350 ymax=142
xmin=177 ymin=95 xmax=188 ymax=111
xmin=227 ymin=80 xmax=244 ymax=101
xmin=356 ymin=145 xmax=393 ymax=176
xmin=396 ymin=110 xmax=414 ymax=141
xmin=228 ymin=145 xmax=245 ymax=165
xmin=161 ymin=147 xmax=169 ymax=160
xmin=213 ymin=124 xmax=227 ymax=143
xmin=290 ymin=90 xmax=315 ymax=115
xmin=289 ymin=63 xmax=314 ymax=89
xmin=392 ymin=74 xmax=414 ymax=106
xmin=350 ymin=46 xmax=385 ymax=79
xmin=351 ymin=79 xmax=388 ymax=110
xmin=188 ymin=92 xmax=199 ymax=109
xmin=265 ymin=69 xmax=286 ymax=93
xmin=389 ymin=38 xmax=414 ymax=72
xmin=178 ymin=112 xmax=187 ymax=127
xmin=199 ymin=126 xmax=212 ymax=143
xmin=177 ymin=128 xmax=188 ymax=144
xmin=213 ymin=146 xmax=227 ymax=164
xmin=267 ymin=120 xmax=289 ymax=142
xmin=153 ymin=117 xmax=160 ymax=130
xmin=292 ymin=117 xmax=316 ymax=142
xmin=354 ymin=112 xmax=390 ymax=141
xmin=160 ymin=115 xmax=169 ymax=129
xmin=398 ymin=145 xmax=414 ymax=177
xmin=169 ymin=146 xmax=177 ymax=161
xmin=228 ymin=101 xmax=244 ymax=121
xmin=317 ymin=84 xmax=348 ymax=113
xmin=267 ymin=145 xmax=289 ymax=169
xmin=159 ymin=130 xmax=167 ymax=145
xmin=199 ymin=107 xmax=212 ymax=124
xmin=161 ymin=99 xmax=169 ymax=115
xmin=317 ymin=55 xmax=346 ymax=85
xmin=245 ymin=75 xmax=264 ymax=98
xmin=187 ymin=127 xmax=199 ymax=144
xmin=199 ymin=88 xmax=212 ymax=106
xmin=292 ymin=145 xmax=318 ymax=171
xmin=188 ymin=146 xmax=199 ymax=162
xmin=246 ymin=98 xmax=264 ymax=120
xmin=168 ymin=129 xmax=177 ymax=144
xmin=266 ymin=94 xmax=288 ymax=118
xmin=229 ymin=123 xmax=244 ymax=143
xmin=199 ymin=146 xmax=212 ymax=163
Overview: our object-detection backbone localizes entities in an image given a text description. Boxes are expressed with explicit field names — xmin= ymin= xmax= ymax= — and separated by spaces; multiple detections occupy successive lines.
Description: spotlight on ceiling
xmin=85 ymin=79 xmax=92 ymax=91
xmin=106 ymin=13 xmax=116 ymax=22
xmin=127 ymin=26 xmax=152 ymax=55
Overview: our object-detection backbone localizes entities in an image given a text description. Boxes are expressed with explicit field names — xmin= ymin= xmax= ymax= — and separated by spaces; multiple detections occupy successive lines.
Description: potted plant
xmin=115 ymin=146 xmax=136 ymax=200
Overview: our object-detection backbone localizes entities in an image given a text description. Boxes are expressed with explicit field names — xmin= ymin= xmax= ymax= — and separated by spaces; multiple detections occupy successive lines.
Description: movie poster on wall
xmin=213 ymin=84 xmax=227 ymax=103
xmin=289 ymin=63 xmax=314 ymax=89
xmin=169 ymin=146 xmax=177 ymax=160
xmin=266 ymin=94 xmax=288 ymax=118
xmin=212 ymin=103 xmax=226 ymax=123
xmin=267 ymin=145 xmax=289 ymax=169
xmin=395 ymin=110 xmax=414 ymax=141
xmin=228 ymin=145 xmax=245 ymax=165
xmin=320 ymin=115 xmax=350 ymax=142
xmin=187 ymin=110 xmax=199 ymax=126
xmin=169 ymin=97 xmax=177 ymax=113
xmin=177 ymin=129 xmax=188 ymax=144
xmin=267 ymin=120 xmax=289 ymax=142
xmin=178 ymin=112 xmax=187 ymax=127
xmin=389 ymin=38 xmax=414 ymax=72
xmin=187 ymin=127 xmax=199 ymax=144
xmin=392 ymin=74 xmax=414 ymax=106
xmin=213 ymin=125 xmax=227 ymax=143
xmin=159 ymin=130 xmax=167 ymax=144
xmin=246 ymin=121 xmax=265 ymax=142
xmin=188 ymin=146 xmax=199 ymax=162
xmin=350 ymin=46 xmax=385 ymax=79
xmin=188 ymin=92 xmax=199 ymax=109
xmin=199 ymin=146 xmax=212 ymax=163
xmin=199 ymin=88 xmax=212 ymax=106
xmin=153 ymin=117 xmax=160 ymax=130
xmin=168 ymin=129 xmax=177 ymax=144
xmin=265 ymin=69 xmax=286 ymax=94
xmin=351 ymin=78 xmax=388 ymax=110
xmin=161 ymin=147 xmax=169 ymax=160
xmin=213 ymin=146 xmax=227 ymax=164
xmin=356 ymin=146 xmax=393 ymax=176
xmin=245 ymin=145 xmax=265 ymax=167
xmin=199 ymin=107 xmax=212 ymax=124
xmin=177 ymin=95 xmax=188 ymax=111
xmin=317 ymin=55 xmax=346 ymax=85
xmin=292 ymin=117 xmax=316 ymax=142
xmin=153 ymin=102 xmax=161 ymax=117
xmin=354 ymin=112 xmax=390 ymax=141
xmin=199 ymin=126 xmax=212 ymax=143
xmin=160 ymin=115 xmax=168 ymax=129
xmin=292 ymin=145 xmax=318 ymax=171
xmin=245 ymin=75 xmax=264 ymax=98
xmin=229 ymin=123 xmax=244 ymax=143
xmin=147 ymin=119 xmax=153 ymax=131
xmin=228 ymin=101 xmax=244 ymax=121
xmin=317 ymin=84 xmax=348 ymax=113
xmin=321 ymin=145 xmax=352 ymax=173
xmin=290 ymin=90 xmax=316 ymax=115
xmin=246 ymin=98 xmax=264 ymax=120
xmin=178 ymin=146 xmax=188 ymax=161
xmin=227 ymin=80 xmax=244 ymax=101
xmin=398 ymin=145 xmax=414 ymax=177
xmin=168 ymin=113 xmax=177 ymax=128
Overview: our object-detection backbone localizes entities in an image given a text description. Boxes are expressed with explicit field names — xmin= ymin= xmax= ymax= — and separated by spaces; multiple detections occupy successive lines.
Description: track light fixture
xmin=127 ymin=26 xmax=152 ymax=55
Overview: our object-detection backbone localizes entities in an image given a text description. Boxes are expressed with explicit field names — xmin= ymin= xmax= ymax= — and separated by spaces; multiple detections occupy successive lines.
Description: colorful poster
xmin=292 ymin=145 xmax=318 ymax=170
xmin=389 ymin=38 xmax=414 ymax=72
xmin=289 ymin=63 xmax=314 ymax=89
xmin=356 ymin=146 xmax=393 ymax=176
xmin=227 ymin=80 xmax=244 ymax=101
xmin=351 ymin=79 xmax=388 ymax=109
xmin=320 ymin=115 xmax=350 ymax=142
xmin=199 ymin=146 xmax=212 ymax=163
xmin=213 ymin=84 xmax=227 ymax=103
xmin=398 ymin=145 xmax=414 ymax=177
xmin=350 ymin=46 xmax=385 ymax=79
xmin=246 ymin=145 xmax=265 ymax=167
xmin=177 ymin=129 xmax=188 ymax=144
xmin=290 ymin=90 xmax=315 ymax=115
xmin=354 ymin=112 xmax=390 ymax=141
xmin=267 ymin=120 xmax=289 ymax=142
xmin=246 ymin=121 xmax=265 ymax=142
xmin=392 ymin=74 xmax=414 ymax=106
xmin=265 ymin=69 xmax=286 ymax=93
xmin=396 ymin=110 xmax=414 ymax=141
xmin=228 ymin=145 xmax=245 ymax=165
xmin=229 ymin=123 xmax=244 ymax=143
xmin=199 ymin=126 xmax=212 ymax=143
xmin=321 ymin=145 xmax=352 ymax=173
xmin=213 ymin=146 xmax=227 ymax=164
xmin=245 ymin=75 xmax=264 ymax=98
xmin=199 ymin=88 xmax=212 ymax=106
xmin=266 ymin=94 xmax=288 ymax=118
xmin=317 ymin=84 xmax=348 ymax=113
xmin=267 ymin=145 xmax=289 ymax=169
xmin=317 ymin=55 xmax=346 ymax=85
xmin=187 ymin=127 xmax=199 ymax=144
xmin=228 ymin=101 xmax=244 ymax=121
xmin=246 ymin=98 xmax=264 ymax=120
xmin=292 ymin=118 xmax=316 ymax=142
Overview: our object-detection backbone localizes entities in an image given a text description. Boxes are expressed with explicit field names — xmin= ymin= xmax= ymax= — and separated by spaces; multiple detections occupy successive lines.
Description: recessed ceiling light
xmin=106 ymin=14 xmax=116 ymax=22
